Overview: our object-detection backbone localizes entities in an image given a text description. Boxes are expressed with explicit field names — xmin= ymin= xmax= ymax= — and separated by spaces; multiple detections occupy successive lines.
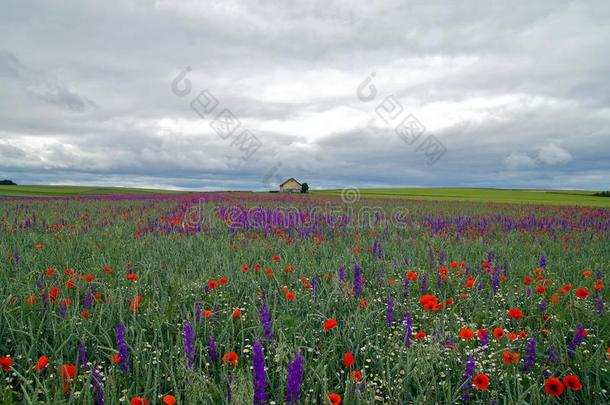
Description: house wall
xmin=280 ymin=180 xmax=301 ymax=192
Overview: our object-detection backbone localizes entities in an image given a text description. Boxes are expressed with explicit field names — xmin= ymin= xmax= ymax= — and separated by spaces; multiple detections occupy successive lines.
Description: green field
xmin=314 ymin=187 xmax=610 ymax=207
xmin=0 ymin=185 xmax=183 ymax=197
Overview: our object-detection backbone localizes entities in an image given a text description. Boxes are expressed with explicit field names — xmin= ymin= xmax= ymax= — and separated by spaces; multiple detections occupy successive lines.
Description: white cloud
xmin=537 ymin=143 xmax=572 ymax=165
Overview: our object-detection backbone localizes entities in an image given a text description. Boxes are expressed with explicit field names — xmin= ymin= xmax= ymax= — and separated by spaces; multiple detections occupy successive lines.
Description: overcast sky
xmin=1 ymin=1 xmax=609 ymax=191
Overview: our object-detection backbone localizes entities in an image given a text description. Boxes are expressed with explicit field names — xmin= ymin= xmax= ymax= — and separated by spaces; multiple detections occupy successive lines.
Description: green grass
xmin=314 ymin=187 xmax=610 ymax=207
xmin=0 ymin=185 xmax=183 ymax=197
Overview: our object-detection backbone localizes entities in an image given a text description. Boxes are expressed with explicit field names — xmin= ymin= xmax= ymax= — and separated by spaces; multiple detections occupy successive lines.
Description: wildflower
xmin=343 ymin=352 xmax=354 ymax=368
xmin=493 ymin=327 xmax=505 ymax=339
xmin=286 ymin=352 xmax=304 ymax=404
xmin=563 ymin=375 xmax=582 ymax=391
xmin=461 ymin=356 xmax=476 ymax=401
xmin=544 ymin=377 xmax=564 ymax=396
xmin=127 ymin=273 xmax=138 ymax=281
xmin=353 ymin=264 xmax=363 ymax=296
xmin=91 ymin=369 xmax=105 ymax=405
xmin=34 ymin=355 xmax=48 ymax=370
xmin=327 ymin=393 xmax=342 ymax=405
xmin=207 ymin=336 xmax=219 ymax=363
xmin=386 ymin=297 xmax=394 ymax=326
xmin=404 ymin=312 xmax=413 ymax=348
xmin=350 ymin=370 xmax=362 ymax=381
xmin=324 ymin=318 xmax=338 ymax=331
xmin=259 ymin=304 xmax=274 ymax=340
xmin=115 ymin=322 xmax=130 ymax=374
xmin=459 ymin=328 xmax=474 ymax=340
xmin=231 ymin=308 xmax=241 ymax=319
xmin=252 ymin=341 xmax=268 ymax=405
xmin=131 ymin=397 xmax=149 ymax=405
xmin=162 ymin=395 xmax=176 ymax=405
xmin=0 ymin=356 xmax=13 ymax=372
xmin=575 ymin=287 xmax=589 ymax=300
xmin=183 ymin=322 xmax=195 ymax=369
xmin=222 ymin=351 xmax=238 ymax=365
xmin=507 ymin=308 xmax=524 ymax=319
xmin=521 ymin=337 xmax=536 ymax=372
xmin=568 ymin=324 xmax=586 ymax=357
xmin=473 ymin=374 xmax=489 ymax=390
xmin=285 ymin=292 xmax=295 ymax=301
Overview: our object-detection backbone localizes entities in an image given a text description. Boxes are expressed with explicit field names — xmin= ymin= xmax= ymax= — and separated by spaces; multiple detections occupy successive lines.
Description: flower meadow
xmin=0 ymin=192 xmax=608 ymax=404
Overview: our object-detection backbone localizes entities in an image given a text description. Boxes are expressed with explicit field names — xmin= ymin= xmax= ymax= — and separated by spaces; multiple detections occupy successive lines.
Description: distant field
xmin=0 ymin=185 xmax=183 ymax=197
xmin=314 ymin=187 xmax=610 ymax=207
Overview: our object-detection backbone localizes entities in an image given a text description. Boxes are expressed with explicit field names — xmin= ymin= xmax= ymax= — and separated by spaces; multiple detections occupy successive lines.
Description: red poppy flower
xmin=415 ymin=332 xmax=427 ymax=340
xmin=544 ymin=377 xmax=564 ymax=396
xmin=131 ymin=397 xmax=149 ymax=405
xmin=535 ymin=285 xmax=545 ymax=294
xmin=493 ymin=327 xmax=505 ymax=339
xmin=162 ymin=395 xmax=176 ymax=405
xmin=0 ymin=356 xmax=13 ymax=372
xmin=65 ymin=280 xmax=75 ymax=289
xmin=406 ymin=272 xmax=418 ymax=280
xmin=459 ymin=328 xmax=474 ymax=340
xmin=562 ymin=375 xmax=582 ymax=391
xmin=324 ymin=318 xmax=338 ymax=331
xmin=575 ymin=287 xmax=589 ymax=299
xmin=350 ymin=370 xmax=362 ymax=381
xmin=84 ymin=274 xmax=95 ymax=282
xmin=34 ymin=355 xmax=48 ymax=370
xmin=222 ymin=352 xmax=238 ymax=365
xmin=327 ymin=393 xmax=342 ymax=405
xmin=473 ymin=373 xmax=489 ymax=390
xmin=272 ymin=255 xmax=280 ymax=262
xmin=285 ymin=292 xmax=295 ymax=301
xmin=219 ymin=277 xmax=228 ymax=285
xmin=202 ymin=309 xmax=212 ymax=318
xmin=127 ymin=273 xmax=138 ymax=281
xmin=343 ymin=352 xmax=354 ymax=367
xmin=231 ymin=309 xmax=241 ymax=319
xmin=111 ymin=353 xmax=122 ymax=364
xmin=507 ymin=308 xmax=524 ymax=319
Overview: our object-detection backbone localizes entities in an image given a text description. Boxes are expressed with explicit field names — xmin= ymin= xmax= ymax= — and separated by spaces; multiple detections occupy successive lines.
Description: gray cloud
xmin=0 ymin=0 xmax=609 ymax=190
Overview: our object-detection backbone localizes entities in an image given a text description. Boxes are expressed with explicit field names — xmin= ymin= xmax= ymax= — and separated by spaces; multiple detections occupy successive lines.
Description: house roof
xmin=279 ymin=178 xmax=301 ymax=187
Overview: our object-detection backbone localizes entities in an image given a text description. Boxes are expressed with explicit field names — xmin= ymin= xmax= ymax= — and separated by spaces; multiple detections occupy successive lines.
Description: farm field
xmin=313 ymin=188 xmax=610 ymax=208
xmin=0 ymin=191 xmax=608 ymax=404
xmin=0 ymin=185 xmax=182 ymax=198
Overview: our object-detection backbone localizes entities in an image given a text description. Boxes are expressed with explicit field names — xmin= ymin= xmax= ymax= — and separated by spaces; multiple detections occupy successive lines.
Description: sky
xmin=1 ymin=0 xmax=609 ymax=191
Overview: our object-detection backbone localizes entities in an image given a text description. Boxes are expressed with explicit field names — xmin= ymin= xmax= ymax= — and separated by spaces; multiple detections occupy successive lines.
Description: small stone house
xmin=279 ymin=178 xmax=301 ymax=193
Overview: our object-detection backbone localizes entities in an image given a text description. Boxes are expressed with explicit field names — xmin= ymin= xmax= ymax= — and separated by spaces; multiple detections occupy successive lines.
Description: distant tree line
xmin=594 ymin=190 xmax=610 ymax=197
xmin=0 ymin=179 xmax=17 ymax=185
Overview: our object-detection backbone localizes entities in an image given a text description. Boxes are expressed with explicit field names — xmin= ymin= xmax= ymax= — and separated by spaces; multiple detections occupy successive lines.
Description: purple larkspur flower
xmin=78 ymin=345 xmax=89 ymax=370
xmin=547 ymin=344 xmax=559 ymax=365
xmin=403 ymin=312 xmax=413 ymax=348
xmin=195 ymin=301 xmax=202 ymax=322
xmin=420 ymin=273 xmax=427 ymax=293
xmin=539 ymin=299 xmax=547 ymax=313
xmin=286 ymin=352 xmax=304 ymax=404
xmin=338 ymin=266 xmax=345 ymax=284
xmin=539 ymin=254 xmax=546 ymax=268
xmin=91 ymin=369 xmax=105 ymax=405
xmin=402 ymin=278 xmax=410 ymax=298
xmin=521 ymin=337 xmax=536 ymax=372
xmin=386 ymin=297 xmax=394 ymax=327
xmin=595 ymin=294 xmax=604 ymax=316
xmin=461 ymin=356 xmax=476 ymax=401
xmin=491 ymin=266 xmax=500 ymax=295
xmin=252 ymin=341 xmax=268 ymax=405
xmin=83 ymin=289 xmax=93 ymax=309
xmin=207 ymin=336 xmax=219 ymax=363
xmin=568 ymin=323 xmax=586 ymax=358
xmin=259 ymin=304 xmax=274 ymax=341
xmin=183 ymin=322 xmax=196 ymax=369
xmin=115 ymin=322 xmax=130 ymax=374
xmin=59 ymin=302 xmax=67 ymax=318
xmin=354 ymin=264 xmax=363 ymax=297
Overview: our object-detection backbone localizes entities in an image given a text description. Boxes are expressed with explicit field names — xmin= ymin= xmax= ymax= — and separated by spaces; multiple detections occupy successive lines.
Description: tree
xmin=0 ymin=179 xmax=17 ymax=185
xmin=300 ymin=183 xmax=309 ymax=193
